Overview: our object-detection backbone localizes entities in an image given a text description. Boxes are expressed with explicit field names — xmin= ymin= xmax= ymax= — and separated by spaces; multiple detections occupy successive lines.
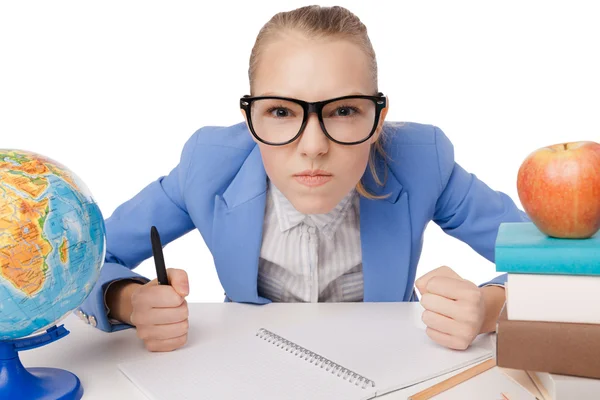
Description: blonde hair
xmin=248 ymin=5 xmax=390 ymax=199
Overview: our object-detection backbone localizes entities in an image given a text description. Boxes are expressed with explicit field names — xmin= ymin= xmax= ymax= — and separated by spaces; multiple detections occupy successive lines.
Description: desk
xmin=20 ymin=303 xmax=533 ymax=400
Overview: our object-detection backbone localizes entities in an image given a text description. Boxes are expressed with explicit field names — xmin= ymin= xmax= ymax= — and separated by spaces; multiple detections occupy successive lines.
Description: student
xmin=76 ymin=5 xmax=529 ymax=353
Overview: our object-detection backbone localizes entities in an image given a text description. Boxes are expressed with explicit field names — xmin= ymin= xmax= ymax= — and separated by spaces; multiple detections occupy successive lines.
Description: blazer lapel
xmin=360 ymin=154 xmax=414 ymax=302
xmin=211 ymin=144 xmax=271 ymax=304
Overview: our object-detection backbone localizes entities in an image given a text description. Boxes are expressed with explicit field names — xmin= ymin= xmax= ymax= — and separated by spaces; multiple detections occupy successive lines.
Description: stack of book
xmin=494 ymin=221 xmax=600 ymax=399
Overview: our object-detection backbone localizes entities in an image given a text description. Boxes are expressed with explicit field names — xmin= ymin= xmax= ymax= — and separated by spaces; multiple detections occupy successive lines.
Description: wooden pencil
xmin=408 ymin=358 xmax=497 ymax=400
xmin=525 ymin=370 xmax=551 ymax=400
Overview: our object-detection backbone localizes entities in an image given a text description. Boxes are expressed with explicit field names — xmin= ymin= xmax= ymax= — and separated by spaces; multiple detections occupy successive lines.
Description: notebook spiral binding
xmin=256 ymin=328 xmax=376 ymax=390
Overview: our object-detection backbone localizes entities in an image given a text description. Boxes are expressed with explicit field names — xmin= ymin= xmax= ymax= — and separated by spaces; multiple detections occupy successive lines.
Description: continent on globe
xmin=0 ymin=194 xmax=51 ymax=296
xmin=59 ymin=236 xmax=69 ymax=263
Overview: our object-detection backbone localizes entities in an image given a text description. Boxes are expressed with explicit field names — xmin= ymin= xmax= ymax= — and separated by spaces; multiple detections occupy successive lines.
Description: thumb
xmin=167 ymin=268 xmax=189 ymax=297
xmin=415 ymin=275 xmax=429 ymax=296
xmin=415 ymin=266 xmax=462 ymax=296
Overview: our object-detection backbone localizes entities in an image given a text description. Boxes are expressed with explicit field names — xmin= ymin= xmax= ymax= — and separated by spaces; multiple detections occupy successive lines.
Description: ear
xmin=370 ymin=95 xmax=389 ymax=143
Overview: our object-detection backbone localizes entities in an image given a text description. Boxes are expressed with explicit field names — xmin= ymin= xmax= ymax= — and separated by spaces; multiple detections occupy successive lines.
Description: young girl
xmin=76 ymin=5 xmax=528 ymax=353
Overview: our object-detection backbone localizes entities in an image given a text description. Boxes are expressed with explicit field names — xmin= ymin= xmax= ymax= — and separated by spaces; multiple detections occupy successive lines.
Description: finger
xmin=415 ymin=276 xmax=428 ymax=296
xmin=425 ymin=327 xmax=471 ymax=350
xmin=134 ymin=286 xmax=185 ymax=309
xmin=167 ymin=268 xmax=190 ymax=297
xmin=420 ymin=293 xmax=461 ymax=320
xmin=425 ymin=276 xmax=479 ymax=301
xmin=137 ymin=319 xmax=189 ymax=341
xmin=415 ymin=266 xmax=462 ymax=295
xmin=144 ymin=333 xmax=188 ymax=352
xmin=421 ymin=309 xmax=464 ymax=336
xmin=132 ymin=300 xmax=189 ymax=326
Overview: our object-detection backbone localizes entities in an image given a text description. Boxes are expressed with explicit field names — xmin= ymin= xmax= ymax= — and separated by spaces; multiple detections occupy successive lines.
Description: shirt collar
xmin=268 ymin=180 xmax=357 ymax=240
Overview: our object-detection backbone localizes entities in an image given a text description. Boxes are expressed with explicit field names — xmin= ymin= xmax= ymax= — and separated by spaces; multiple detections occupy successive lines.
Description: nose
xmin=296 ymin=113 xmax=329 ymax=159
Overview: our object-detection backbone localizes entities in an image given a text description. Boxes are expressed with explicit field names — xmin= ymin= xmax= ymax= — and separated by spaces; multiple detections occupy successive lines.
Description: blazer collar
xmin=221 ymin=144 xmax=268 ymax=210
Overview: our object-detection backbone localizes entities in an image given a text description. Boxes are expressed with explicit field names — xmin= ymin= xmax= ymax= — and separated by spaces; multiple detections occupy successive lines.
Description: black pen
xmin=150 ymin=226 xmax=170 ymax=285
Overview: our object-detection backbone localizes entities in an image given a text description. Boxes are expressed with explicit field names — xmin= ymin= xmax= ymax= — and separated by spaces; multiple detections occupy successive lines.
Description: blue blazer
xmin=77 ymin=121 xmax=530 ymax=332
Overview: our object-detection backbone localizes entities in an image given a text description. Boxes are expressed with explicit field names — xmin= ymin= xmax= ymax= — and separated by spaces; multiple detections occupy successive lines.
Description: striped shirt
xmin=257 ymin=180 xmax=364 ymax=303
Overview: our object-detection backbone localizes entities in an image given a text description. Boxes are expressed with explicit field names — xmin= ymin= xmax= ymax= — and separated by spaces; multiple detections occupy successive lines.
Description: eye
xmin=332 ymin=105 xmax=360 ymax=117
xmin=266 ymin=107 xmax=295 ymax=118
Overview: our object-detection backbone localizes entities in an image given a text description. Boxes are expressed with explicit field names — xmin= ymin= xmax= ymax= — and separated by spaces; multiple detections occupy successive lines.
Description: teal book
xmin=495 ymin=222 xmax=600 ymax=275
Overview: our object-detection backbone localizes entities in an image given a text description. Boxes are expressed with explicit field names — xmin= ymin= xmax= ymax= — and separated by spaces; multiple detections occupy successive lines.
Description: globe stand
xmin=0 ymin=325 xmax=83 ymax=400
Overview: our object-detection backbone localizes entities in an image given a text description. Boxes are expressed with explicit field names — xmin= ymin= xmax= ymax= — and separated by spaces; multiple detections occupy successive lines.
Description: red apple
xmin=517 ymin=141 xmax=600 ymax=239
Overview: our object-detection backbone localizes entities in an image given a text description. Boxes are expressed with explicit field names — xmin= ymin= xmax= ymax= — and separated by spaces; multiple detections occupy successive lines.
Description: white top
xmin=257 ymin=180 xmax=363 ymax=303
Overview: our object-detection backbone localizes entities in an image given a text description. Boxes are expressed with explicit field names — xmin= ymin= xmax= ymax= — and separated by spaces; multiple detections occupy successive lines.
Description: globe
xmin=0 ymin=149 xmax=105 ymax=341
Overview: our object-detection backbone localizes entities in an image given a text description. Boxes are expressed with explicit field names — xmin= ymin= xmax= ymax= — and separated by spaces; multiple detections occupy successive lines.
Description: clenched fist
xmin=415 ymin=266 xmax=486 ymax=350
xmin=129 ymin=268 xmax=190 ymax=352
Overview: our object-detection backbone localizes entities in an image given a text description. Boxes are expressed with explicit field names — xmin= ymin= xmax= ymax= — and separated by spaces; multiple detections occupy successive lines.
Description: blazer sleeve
xmin=431 ymin=126 xmax=530 ymax=287
xmin=76 ymin=130 xmax=200 ymax=332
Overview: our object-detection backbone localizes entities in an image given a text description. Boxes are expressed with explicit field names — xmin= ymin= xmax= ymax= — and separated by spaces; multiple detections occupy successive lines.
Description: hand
xmin=129 ymin=268 xmax=190 ymax=352
xmin=415 ymin=266 xmax=485 ymax=350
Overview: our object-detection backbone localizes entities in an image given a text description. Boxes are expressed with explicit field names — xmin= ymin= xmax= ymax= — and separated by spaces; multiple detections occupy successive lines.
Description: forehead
xmin=253 ymin=31 xmax=374 ymax=101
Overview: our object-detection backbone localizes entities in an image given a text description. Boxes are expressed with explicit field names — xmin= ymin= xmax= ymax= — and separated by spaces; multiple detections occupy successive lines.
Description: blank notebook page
xmin=263 ymin=303 xmax=494 ymax=396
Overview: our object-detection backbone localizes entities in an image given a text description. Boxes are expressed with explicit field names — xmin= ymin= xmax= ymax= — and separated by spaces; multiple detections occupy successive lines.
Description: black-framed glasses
xmin=240 ymin=92 xmax=387 ymax=146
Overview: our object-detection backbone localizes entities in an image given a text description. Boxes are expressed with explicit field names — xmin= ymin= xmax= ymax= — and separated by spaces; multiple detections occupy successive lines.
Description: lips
xmin=293 ymin=169 xmax=332 ymax=177
xmin=293 ymin=170 xmax=333 ymax=187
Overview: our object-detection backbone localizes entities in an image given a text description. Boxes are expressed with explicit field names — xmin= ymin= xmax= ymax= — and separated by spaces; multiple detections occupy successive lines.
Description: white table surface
xmin=19 ymin=303 xmax=537 ymax=400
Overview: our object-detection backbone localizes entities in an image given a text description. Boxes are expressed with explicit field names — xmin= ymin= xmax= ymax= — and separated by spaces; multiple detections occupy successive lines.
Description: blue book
xmin=495 ymin=222 xmax=600 ymax=275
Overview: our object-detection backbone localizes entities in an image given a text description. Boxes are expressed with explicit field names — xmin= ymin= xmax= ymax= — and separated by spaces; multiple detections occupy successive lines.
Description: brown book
xmin=496 ymin=306 xmax=600 ymax=379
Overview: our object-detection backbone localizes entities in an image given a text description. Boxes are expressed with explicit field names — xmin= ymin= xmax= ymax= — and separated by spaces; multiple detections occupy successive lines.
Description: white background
xmin=1 ymin=1 xmax=598 ymax=302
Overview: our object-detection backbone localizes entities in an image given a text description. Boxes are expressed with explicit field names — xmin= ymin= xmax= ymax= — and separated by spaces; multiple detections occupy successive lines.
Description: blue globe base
xmin=0 ymin=364 xmax=83 ymax=400
xmin=0 ymin=325 xmax=83 ymax=400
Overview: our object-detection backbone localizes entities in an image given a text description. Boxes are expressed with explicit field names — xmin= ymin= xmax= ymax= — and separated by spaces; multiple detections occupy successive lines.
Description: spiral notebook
xmin=118 ymin=304 xmax=493 ymax=400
